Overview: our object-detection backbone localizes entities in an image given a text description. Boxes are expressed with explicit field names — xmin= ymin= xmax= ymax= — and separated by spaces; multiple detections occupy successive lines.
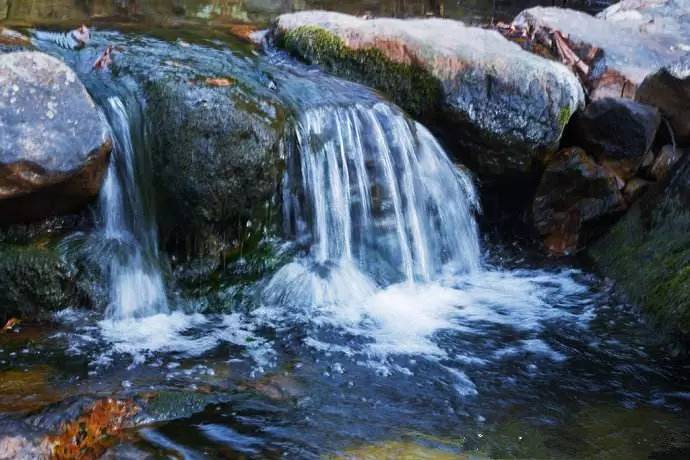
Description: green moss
xmin=0 ymin=242 xmax=84 ymax=322
xmin=279 ymin=26 xmax=443 ymax=118
xmin=590 ymin=198 xmax=690 ymax=342
xmin=558 ymin=106 xmax=572 ymax=130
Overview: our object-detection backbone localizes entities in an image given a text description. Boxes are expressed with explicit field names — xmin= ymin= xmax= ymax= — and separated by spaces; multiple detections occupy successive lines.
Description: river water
xmin=1 ymin=12 xmax=689 ymax=460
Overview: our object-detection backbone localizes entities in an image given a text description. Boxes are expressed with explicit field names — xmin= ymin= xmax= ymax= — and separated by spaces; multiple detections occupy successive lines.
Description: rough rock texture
xmin=147 ymin=79 xmax=286 ymax=260
xmin=590 ymin=152 xmax=690 ymax=347
xmin=637 ymin=60 xmax=690 ymax=145
xmin=568 ymin=97 xmax=660 ymax=181
xmin=514 ymin=3 xmax=689 ymax=99
xmin=0 ymin=243 xmax=88 ymax=323
xmin=273 ymin=11 xmax=584 ymax=176
xmin=0 ymin=52 xmax=111 ymax=224
xmin=533 ymin=147 xmax=626 ymax=255
xmin=651 ymin=145 xmax=685 ymax=181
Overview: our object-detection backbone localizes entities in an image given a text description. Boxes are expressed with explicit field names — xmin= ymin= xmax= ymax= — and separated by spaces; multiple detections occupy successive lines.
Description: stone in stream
xmin=636 ymin=60 xmax=690 ymax=145
xmin=271 ymin=11 xmax=584 ymax=177
xmin=147 ymin=78 xmax=287 ymax=265
xmin=590 ymin=152 xmax=690 ymax=350
xmin=513 ymin=2 xmax=689 ymax=100
xmin=567 ymin=97 xmax=661 ymax=182
xmin=0 ymin=51 xmax=112 ymax=225
xmin=533 ymin=147 xmax=626 ymax=255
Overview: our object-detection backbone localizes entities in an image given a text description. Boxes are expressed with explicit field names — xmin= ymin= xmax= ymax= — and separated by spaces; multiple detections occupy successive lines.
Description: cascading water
xmin=282 ymin=103 xmax=481 ymax=283
xmin=261 ymin=95 xmax=486 ymax=357
xmin=99 ymin=96 xmax=168 ymax=319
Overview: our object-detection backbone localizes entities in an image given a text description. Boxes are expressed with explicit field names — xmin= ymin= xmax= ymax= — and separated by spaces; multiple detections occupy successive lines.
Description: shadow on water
xmin=0 ymin=13 xmax=689 ymax=460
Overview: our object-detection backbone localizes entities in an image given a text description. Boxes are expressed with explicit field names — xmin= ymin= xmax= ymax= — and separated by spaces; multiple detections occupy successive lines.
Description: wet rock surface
xmin=273 ymin=11 xmax=584 ymax=177
xmin=0 ymin=51 xmax=111 ymax=224
xmin=568 ymin=97 xmax=660 ymax=181
xmin=148 ymin=78 xmax=286 ymax=262
xmin=513 ymin=2 xmax=689 ymax=99
xmin=533 ymin=147 xmax=626 ymax=255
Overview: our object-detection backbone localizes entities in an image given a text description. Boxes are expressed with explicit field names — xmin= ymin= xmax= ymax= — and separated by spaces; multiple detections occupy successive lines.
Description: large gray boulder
xmin=514 ymin=2 xmax=689 ymax=100
xmin=0 ymin=51 xmax=111 ymax=224
xmin=272 ymin=11 xmax=584 ymax=177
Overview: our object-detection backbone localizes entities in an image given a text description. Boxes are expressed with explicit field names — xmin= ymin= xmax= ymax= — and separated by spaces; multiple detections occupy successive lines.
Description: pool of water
xmin=2 ymin=243 xmax=690 ymax=458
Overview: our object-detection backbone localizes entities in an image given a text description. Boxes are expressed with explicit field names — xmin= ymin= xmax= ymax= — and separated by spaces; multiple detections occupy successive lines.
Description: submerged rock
xmin=0 ymin=51 xmax=111 ymax=224
xmin=514 ymin=3 xmax=689 ymax=100
xmin=568 ymin=97 xmax=660 ymax=181
xmin=272 ymin=11 xmax=584 ymax=177
xmin=590 ymin=152 xmax=690 ymax=347
xmin=637 ymin=60 xmax=690 ymax=145
xmin=533 ymin=147 xmax=625 ymax=255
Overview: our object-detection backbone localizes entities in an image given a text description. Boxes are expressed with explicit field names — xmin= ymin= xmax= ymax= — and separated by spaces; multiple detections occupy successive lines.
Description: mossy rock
xmin=146 ymin=76 xmax=287 ymax=265
xmin=278 ymin=25 xmax=442 ymax=118
xmin=590 ymin=154 xmax=690 ymax=349
xmin=0 ymin=242 xmax=88 ymax=322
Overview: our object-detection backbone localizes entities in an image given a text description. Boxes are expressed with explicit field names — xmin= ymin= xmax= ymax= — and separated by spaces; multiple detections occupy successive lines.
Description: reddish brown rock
xmin=533 ymin=147 xmax=626 ymax=255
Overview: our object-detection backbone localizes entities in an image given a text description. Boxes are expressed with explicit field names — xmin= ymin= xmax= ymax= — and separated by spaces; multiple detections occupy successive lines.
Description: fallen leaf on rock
xmin=1 ymin=318 xmax=20 ymax=333
xmin=47 ymin=398 xmax=139 ymax=460
xmin=205 ymin=77 xmax=234 ymax=87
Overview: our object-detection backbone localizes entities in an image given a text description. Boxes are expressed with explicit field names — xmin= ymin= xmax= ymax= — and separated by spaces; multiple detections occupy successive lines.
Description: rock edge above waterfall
xmin=270 ymin=10 xmax=585 ymax=177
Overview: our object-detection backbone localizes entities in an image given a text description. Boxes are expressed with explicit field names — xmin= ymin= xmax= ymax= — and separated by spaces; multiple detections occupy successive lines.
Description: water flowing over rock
xmin=591 ymin=151 xmax=690 ymax=344
xmin=97 ymin=96 xmax=169 ymax=320
xmin=272 ymin=11 xmax=584 ymax=177
xmin=533 ymin=147 xmax=626 ymax=255
xmin=0 ymin=51 xmax=111 ymax=224
xmin=568 ymin=97 xmax=661 ymax=181
xmin=266 ymin=93 xmax=481 ymax=315
xmin=513 ymin=2 xmax=689 ymax=99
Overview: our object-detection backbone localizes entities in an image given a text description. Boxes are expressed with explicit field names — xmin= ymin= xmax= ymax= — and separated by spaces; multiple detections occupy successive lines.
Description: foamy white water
xmin=101 ymin=97 xmax=168 ymax=319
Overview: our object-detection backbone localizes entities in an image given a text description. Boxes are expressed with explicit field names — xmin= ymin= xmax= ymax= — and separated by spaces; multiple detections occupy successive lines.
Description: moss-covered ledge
xmin=275 ymin=25 xmax=443 ymax=119
xmin=589 ymin=157 xmax=690 ymax=351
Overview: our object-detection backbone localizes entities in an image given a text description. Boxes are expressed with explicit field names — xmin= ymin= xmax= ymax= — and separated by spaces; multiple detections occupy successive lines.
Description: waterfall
xmin=100 ymin=96 xmax=168 ymax=319
xmin=264 ymin=100 xmax=480 ymax=312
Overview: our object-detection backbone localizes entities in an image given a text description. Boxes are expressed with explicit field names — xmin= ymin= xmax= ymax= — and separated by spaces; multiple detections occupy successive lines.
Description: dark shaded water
xmin=1 ymin=17 xmax=690 ymax=460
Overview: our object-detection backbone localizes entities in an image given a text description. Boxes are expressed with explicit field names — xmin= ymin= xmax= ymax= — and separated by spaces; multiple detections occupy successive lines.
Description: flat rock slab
xmin=514 ymin=2 xmax=689 ymax=99
xmin=274 ymin=11 xmax=584 ymax=177
xmin=0 ymin=51 xmax=111 ymax=223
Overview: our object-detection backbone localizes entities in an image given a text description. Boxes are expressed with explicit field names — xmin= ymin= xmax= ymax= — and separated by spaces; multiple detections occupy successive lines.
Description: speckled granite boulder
xmin=0 ymin=51 xmax=111 ymax=224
